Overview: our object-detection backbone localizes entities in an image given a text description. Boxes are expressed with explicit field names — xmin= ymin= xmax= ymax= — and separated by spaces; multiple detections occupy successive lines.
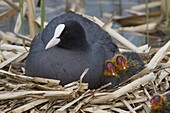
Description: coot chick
xmin=103 ymin=52 xmax=144 ymax=88
xmin=25 ymin=11 xmax=119 ymax=89
xmin=112 ymin=54 xmax=128 ymax=72
xmin=114 ymin=52 xmax=144 ymax=78
xmin=150 ymin=93 xmax=170 ymax=113
xmin=104 ymin=60 xmax=117 ymax=77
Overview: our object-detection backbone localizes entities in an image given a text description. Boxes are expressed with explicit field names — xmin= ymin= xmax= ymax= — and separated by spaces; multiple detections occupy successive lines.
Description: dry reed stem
xmin=147 ymin=40 xmax=170 ymax=69
xmin=93 ymin=17 xmax=142 ymax=53
xmin=0 ymin=44 xmax=29 ymax=52
xmin=124 ymin=9 xmax=145 ymax=15
xmin=83 ymin=107 xmax=112 ymax=113
xmin=118 ymin=23 xmax=157 ymax=32
xmin=0 ymin=1 xmax=8 ymax=6
xmin=0 ymin=31 xmax=23 ymax=44
xmin=70 ymin=96 xmax=93 ymax=113
xmin=15 ymin=33 xmax=32 ymax=42
xmin=110 ymin=107 xmax=129 ymax=113
xmin=91 ymin=73 xmax=155 ymax=104
xmin=79 ymin=68 xmax=89 ymax=84
xmin=121 ymin=100 xmax=136 ymax=113
xmin=14 ymin=2 xmax=27 ymax=34
xmin=130 ymin=1 xmax=161 ymax=10
xmin=9 ymin=99 xmax=49 ymax=113
xmin=0 ymin=8 xmax=16 ymax=19
xmin=80 ymin=13 xmax=144 ymax=53
xmin=44 ymin=90 xmax=73 ymax=98
xmin=121 ymin=40 xmax=170 ymax=84
xmin=3 ymin=0 xmax=19 ymax=12
xmin=57 ymin=90 xmax=90 ymax=112
xmin=133 ymin=104 xmax=144 ymax=111
xmin=110 ymin=97 xmax=147 ymax=108
xmin=0 ymin=90 xmax=73 ymax=101
xmin=35 ymin=16 xmax=48 ymax=28
xmin=0 ymin=52 xmax=24 ymax=68
xmin=0 ymin=70 xmax=60 ymax=84
xmin=25 ymin=0 xmax=36 ymax=38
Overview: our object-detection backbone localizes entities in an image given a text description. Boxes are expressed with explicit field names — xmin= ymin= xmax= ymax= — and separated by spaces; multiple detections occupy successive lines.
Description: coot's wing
xmin=25 ymin=32 xmax=45 ymax=76
xmin=28 ymin=32 xmax=45 ymax=53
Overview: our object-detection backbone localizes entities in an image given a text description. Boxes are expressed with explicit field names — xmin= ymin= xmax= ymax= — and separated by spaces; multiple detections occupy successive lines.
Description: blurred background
xmin=0 ymin=0 xmax=169 ymax=48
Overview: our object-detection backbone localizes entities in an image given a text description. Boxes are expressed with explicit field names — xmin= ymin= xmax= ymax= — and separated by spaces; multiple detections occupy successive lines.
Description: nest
xmin=0 ymin=33 xmax=169 ymax=113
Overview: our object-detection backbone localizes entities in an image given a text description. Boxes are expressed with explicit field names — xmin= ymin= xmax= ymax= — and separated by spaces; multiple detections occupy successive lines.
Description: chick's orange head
xmin=104 ymin=60 xmax=118 ymax=77
xmin=112 ymin=54 xmax=128 ymax=71
xmin=150 ymin=95 xmax=164 ymax=111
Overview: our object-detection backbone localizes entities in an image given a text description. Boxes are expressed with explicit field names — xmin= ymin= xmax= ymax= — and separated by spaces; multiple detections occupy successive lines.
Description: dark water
xmin=0 ymin=0 xmax=166 ymax=47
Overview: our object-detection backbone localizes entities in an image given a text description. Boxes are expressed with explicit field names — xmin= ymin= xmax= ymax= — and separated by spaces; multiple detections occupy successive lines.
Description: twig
xmin=147 ymin=40 xmax=170 ymax=69
xmin=25 ymin=0 xmax=36 ymax=38
xmin=3 ymin=0 xmax=19 ymax=11
xmin=0 ymin=8 xmax=16 ymax=19
xmin=0 ymin=90 xmax=72 ymax=100
xmin=80 ymin=13 xmax=143 ymax=53
xmin=91 ymin=73 xmax=155 ymax=104
xmin=121 ymin=100 xmax=136 ymax=113
xmin=0 ymin=70 xmax=60 ymax=84
xmin=0 ymin=52 xmax=24 ymax=68
xmin=9 ymin=99 xmax=49 ymax=113
xmin=121 ymin=40 xmax=170 ymax=84
xmin=57 ymin=90 xmax=90 ymax=112
xmin=70 ymin=96 xmax=93 ymax=113
xmin=14 ymin=2 xmax=27 ymax=34
xmin=130 ymin=1 xmax=161 ymax=10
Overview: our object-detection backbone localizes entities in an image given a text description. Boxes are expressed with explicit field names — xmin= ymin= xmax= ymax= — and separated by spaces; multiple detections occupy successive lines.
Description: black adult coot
xmin=149 ymin=93 xmax=170 ymax=113
xmin=25 ymin=11 xmax=119 ymax=89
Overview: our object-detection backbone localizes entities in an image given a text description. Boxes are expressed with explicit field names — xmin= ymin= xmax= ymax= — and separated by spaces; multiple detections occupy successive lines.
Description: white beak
xmin=45 ymin=24 xmax=65 ymax=50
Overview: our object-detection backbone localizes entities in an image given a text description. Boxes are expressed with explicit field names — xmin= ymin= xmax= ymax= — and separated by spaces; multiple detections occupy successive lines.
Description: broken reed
xmin=164 ymin=0 xmax=169 ymax=34
xmin=145 ymin=0 xmax=149 ymax=44
xmin=19 ymin=0 xmax=25 ymax=35
xmin=41 ymin=0 xmax=45 ymax=30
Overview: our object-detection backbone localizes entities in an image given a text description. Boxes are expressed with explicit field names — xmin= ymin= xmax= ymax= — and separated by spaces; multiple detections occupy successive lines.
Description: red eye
xmin=63 ymin=31 xmax=69 ymax=36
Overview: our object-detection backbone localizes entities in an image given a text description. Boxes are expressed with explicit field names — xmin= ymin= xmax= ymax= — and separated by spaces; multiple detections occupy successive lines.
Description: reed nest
xmin=0 ymin=23 xmax=170 ymax=113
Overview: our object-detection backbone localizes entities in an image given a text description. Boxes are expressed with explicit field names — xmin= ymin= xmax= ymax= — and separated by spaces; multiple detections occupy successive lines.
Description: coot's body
xmin=26 ymin=11 xmax=119 ymax=89
xmin=26 ymin=11 xmax=145 ymax=89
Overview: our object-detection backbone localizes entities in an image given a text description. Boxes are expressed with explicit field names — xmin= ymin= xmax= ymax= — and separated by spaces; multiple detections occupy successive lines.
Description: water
xmin=0 ymin=0 xmax=166 ymax=47
xmin=42 ymin=0 xmax=147 ymax=47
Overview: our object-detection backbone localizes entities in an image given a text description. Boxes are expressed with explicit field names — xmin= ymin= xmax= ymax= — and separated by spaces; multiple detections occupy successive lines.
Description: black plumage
xmin=25 ymin=11 xmax=119 ymax=89
xmin=26 ymin=11 xmax=145 ymax=89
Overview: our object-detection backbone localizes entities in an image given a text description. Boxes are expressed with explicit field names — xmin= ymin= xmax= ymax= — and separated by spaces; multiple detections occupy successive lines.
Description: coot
xmin=104 ymin=60 xmax=117 ymax=77
xmin=150 ymin=93 xmax=170 ymax=113
xmin=103 ymin=52 xmax=144 ymax=88
xmin=26 ymin=11 xmax=144 ymax=89
xmin=25 ymin=11 xmax=119 ymax=89
xmin=112 ymin=54 xmax=128 ymax=72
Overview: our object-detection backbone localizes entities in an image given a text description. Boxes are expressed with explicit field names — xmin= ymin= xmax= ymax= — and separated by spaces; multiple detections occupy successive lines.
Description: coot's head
xmin=45 ymin=21 xmax=87 ymax=50
xmin=112 ymin=54 xmax=128 ymax=72
xmin=104 ymin=60 xmax=118 ymax=78
xmin=150 ymin=95 xmax=166 ymax=111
